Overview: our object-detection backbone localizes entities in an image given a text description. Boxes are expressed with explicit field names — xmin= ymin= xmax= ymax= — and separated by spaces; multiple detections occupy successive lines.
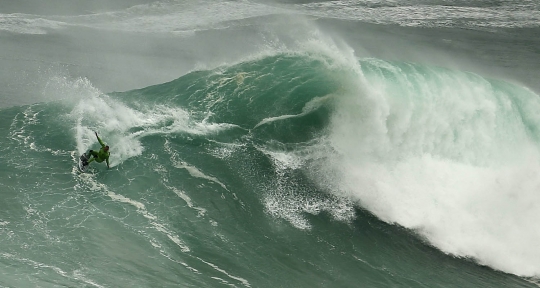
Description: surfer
xmin=86 ymin=131 xmax=110 ymax=169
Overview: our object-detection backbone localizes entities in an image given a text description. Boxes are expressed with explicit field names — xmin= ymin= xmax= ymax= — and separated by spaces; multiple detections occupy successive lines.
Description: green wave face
xmin=1 ymin=53 xmax=539 ymax=287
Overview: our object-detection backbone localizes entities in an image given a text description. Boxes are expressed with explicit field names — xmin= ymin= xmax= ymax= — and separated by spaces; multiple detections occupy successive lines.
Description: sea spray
xmin=326 ymin=59 xmax=540 ymax=277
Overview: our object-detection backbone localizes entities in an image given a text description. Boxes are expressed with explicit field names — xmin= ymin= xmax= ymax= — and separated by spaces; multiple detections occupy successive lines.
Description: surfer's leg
xmin=88 ymin=150 xmax=98 ymax=159
xmin=86 ymin=150 xmax=98 ymax=164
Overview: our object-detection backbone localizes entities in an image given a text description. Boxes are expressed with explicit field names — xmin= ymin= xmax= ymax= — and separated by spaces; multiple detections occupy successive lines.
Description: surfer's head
xmin=104 ymin=145 xmax=109 ymax=151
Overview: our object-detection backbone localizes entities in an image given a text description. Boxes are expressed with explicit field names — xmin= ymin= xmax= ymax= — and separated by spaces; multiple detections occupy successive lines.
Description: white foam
xmin=52 ymin=75 xmax=224 ymax=167
xmin=3 ymin=1 xmax=539 ymax=37
xmin=323 ymin=58 xmax=540 ymax=277
xmin=53 ymin=1 xmax=290 ymax=35
xmin=155 ymin=163 xmax=208 ymax=217
xmin=0 ymin=253 xmax=105 ymax=288
xmin=0 ymin=13 xmax=66 ymax=34
xmin=292 ymin=1 xmax=540 ymax=29
xmin=254 ymin=94 xmax=333 ymax=129
xmin=196 ymin=257 xmax=251 ymax=288
xmin=1 ymin=1 xmax=284 ymax=35
xmin=164 ymin=139 xmax=230 ymax=192
xmin=259 ymin=143 xmax=356 ymax=230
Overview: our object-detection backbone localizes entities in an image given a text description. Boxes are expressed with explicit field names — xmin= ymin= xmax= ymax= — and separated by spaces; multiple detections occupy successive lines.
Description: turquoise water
xmin=2 ymin=54 xmax=539 ymax=287
xmin=2 ymin=1 xmax=540 ymax=287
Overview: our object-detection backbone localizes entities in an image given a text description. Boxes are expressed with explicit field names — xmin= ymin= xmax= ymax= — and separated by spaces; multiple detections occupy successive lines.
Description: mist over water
xmin=1 ymin=1 xmax=540 ymax=287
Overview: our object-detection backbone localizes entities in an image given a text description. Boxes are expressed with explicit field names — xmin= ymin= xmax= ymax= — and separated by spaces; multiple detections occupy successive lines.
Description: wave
xmin=125 ymin=53 xmax=540 ymax=278
xmin=3 ymin=50 xmax=540 ymax=282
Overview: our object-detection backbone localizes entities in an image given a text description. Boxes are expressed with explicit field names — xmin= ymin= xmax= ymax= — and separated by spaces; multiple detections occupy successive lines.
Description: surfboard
xmin=78 ymin=153 xmax=89 ymax=172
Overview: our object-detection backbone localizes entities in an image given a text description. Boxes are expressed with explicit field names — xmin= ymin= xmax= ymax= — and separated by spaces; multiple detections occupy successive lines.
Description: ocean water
xmin=1 ymin=1 xmax=540 ymax=287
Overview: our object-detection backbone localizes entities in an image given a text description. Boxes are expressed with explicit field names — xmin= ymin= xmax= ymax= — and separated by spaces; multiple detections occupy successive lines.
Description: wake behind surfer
xmin=85 ymin=131 xmax=110 ymax=169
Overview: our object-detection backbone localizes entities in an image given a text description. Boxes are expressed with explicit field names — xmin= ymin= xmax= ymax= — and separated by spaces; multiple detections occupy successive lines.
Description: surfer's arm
xmin=106 ymin=158 xmax=110 ymax=169
xmin=95 ymin=131 xmax=106 ymax=147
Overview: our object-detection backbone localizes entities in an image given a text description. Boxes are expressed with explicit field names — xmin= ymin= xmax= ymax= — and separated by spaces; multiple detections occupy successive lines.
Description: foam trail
xmin=164 ymin=139 xmax=230 ymax=192
xmin=1 ymin=253 xmax=104 ymax=288
xmin=196 ymin=257 xmax=251 ymax=288
xmin=78 ymin=173 xmax=191 ymax=253
xmin=324 ymin=59 xmax=540 ymax=277
xmin=253 ymin=94 xmax=332 ymax=129
xmin=0 ymin=14 xmax=66 ymax=34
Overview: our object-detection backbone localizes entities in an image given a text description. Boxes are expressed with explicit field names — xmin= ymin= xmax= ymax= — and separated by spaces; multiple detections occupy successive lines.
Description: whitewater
xmin=1 ymin=0 xmax=540 ymax=287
